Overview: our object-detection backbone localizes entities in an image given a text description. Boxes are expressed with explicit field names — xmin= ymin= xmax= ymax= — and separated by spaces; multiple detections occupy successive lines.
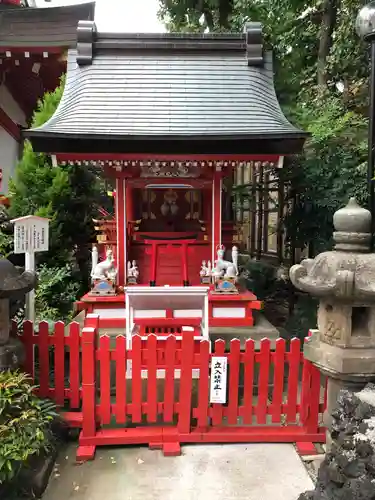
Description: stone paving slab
xmin=45 ymin=443 xmax=313 ymax=500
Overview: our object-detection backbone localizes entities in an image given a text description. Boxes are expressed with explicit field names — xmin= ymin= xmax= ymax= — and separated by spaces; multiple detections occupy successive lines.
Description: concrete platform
xmin=45 ymin=443 xmax=313 ymax=500
xmin=209 ymin=313 xmax=279 ymax=349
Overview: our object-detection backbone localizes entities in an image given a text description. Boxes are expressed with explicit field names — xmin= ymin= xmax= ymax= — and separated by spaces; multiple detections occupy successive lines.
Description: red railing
xmin=17 ymin=319 xmax=326 ymax=461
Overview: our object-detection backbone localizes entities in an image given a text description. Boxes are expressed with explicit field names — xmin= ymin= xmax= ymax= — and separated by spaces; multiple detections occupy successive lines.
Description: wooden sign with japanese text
xmin=209 ymin=356 xmax=228 ymax=404
xmin=12 ymin=216 xmax=49 ymax=254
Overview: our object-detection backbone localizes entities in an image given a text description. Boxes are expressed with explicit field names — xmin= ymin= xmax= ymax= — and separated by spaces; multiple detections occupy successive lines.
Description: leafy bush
xmin=35 ymin=264 xmax=80 ymax=323
xmin=9 ymin=264 xmax=80 ymax=328
xmin=241 ymin=259 xmax=279 ymax=300
xmin=242 ymin=259 xmax=318 ymax=338
xmin=0 ymin=371 xmax=58 ymax=484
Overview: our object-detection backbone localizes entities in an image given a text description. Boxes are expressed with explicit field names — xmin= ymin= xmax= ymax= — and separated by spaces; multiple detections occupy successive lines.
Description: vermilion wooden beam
xmin=128 ymin=178 xmax=213 ymax=188
xmin=0 ymin=107 xmax=21 ymax=141
xmin=1 ymin=0 xmax=21 ymax=5
xmin=55 ymin=153 xmax=281 ymax=162
xmin=115 ymin=178 xmax=126 ymax=285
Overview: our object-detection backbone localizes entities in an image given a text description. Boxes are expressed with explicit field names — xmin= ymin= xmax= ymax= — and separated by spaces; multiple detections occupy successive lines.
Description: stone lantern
xmin=290 ymin=198 xmax=375 ymax=448
xmin=0 ymin=256 xmax=37 ymax=370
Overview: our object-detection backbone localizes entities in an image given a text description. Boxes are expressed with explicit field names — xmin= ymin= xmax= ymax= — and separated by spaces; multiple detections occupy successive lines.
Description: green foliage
xmin=283 ymin=95 xmax=368 ymax=254
xmin=0 ymin=371 xmax=57 ymax=484
xmin=32 ymin=76 xmax=65 ymax=128
xmin=284 ymin=294 xmax=318 ymax=340
xmin=0 ymin=207 xmax=13 ymax=257
xmin=242 ymin=259 xmax=278 ymax=300
xmin=7 ymin=77 xmax=107 ymax=320
xmin=159 ymin=0 xmax=369 ymax=259
xmin=35 ymin=264 xmax=80 ymax=323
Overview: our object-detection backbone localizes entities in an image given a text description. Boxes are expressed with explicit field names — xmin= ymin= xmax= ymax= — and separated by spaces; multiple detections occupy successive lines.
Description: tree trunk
xmin=317 ymin=0 xmax=338 ymax=89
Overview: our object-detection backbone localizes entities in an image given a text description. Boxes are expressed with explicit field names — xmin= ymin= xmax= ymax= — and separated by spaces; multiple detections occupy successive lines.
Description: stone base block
xmin=305 ymin=331 xmax=375 ymax=376
xmin=209 ymin=313 xmax=279 ymax=350
xmin=0 ymin=337 xmax=25 ymax=371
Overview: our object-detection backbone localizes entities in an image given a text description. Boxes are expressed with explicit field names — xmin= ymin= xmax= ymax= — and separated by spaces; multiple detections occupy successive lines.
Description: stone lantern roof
xmin=0 ymin=257 xmax=37 ymax=299
xmin=0 ymin=256 xmax=37 ymax=368
xmin=289 ymin=198 xmax=375 ymax=301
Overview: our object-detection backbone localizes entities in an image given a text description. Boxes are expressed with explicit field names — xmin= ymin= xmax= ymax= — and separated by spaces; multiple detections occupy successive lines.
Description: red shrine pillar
xmin=212 ymin=172 xmax=222 ymax=263
xmin=115 ymin=178 xmax=127 ymax=285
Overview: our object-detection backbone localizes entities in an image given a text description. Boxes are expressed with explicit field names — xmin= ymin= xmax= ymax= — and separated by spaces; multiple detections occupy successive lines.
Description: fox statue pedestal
xmin=0 ymin=257 xmax=37 ymax=371
xmin=89 ymin=246 xmax=118 ymax=296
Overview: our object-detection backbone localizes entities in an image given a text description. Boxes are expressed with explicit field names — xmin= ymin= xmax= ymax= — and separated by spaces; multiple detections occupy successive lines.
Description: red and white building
xmin=0 ymin=0 xmax=94 ymax=197
xmin=25 ymin=21 xmax=308 ymax=345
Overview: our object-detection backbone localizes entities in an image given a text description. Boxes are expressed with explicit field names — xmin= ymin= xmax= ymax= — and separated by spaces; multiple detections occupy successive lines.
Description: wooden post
xmin=305 ymin=363 xmax=321 ymax=434
xmin=81 ymin=327 xmax=97 ymax=438
xmin=115 ymin=178 xmax=126 ymax=285
xmin=178 ymin=332 xmax=195 ymax=434
xmin=126 ymin=183 xmax=134 ymax=223
xmin=25 ymin=251 xmax=35 ymax=322
xmin=150 ymin=242 xmax=157 ymax=286
xmin=182 ymin=243 xmax=189 ymax=285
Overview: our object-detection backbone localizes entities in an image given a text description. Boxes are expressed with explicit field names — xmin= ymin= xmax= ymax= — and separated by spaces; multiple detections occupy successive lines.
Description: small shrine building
xmin=25 ymin=21 xmax=308 ymax=346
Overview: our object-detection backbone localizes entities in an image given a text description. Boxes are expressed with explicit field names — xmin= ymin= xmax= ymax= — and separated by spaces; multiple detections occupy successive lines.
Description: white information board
xmin=210 ymin=356 xmax=228 ymax=404
xmin=11 ymin=215 xmax=50 ymax=322
xmin=13 ymin=216 xmax=49 ymax=254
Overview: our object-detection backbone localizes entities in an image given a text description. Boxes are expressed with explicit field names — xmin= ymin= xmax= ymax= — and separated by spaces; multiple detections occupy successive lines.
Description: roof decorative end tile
xmin=77 ymin=20 xmax=96 ymax=66
xmin=244 ymin=22 xmax=263 ymax=66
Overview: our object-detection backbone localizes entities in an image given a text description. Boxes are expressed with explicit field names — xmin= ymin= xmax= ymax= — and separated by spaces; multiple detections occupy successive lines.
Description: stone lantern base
xmin=304 ymin=331 xmax=375 ymax=449
xmin=0 ymin=336 xmax=25 ymax=371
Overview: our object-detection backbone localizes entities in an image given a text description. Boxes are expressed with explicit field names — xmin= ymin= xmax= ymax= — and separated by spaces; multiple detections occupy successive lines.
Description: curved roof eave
xmin=0 ymin=2 xmax=95 ymax=49
xmin=24 ymin=23 xmax=309 ymax=155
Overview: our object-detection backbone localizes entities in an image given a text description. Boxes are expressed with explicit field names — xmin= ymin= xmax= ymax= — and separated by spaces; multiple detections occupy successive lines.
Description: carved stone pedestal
xmin=0 ymin=336 xmax=25 ymax=371
xmin=290 ymin=198 xmax=375 ymax=449
xmin=0 ymin=258 xmax=36 ymax=371
xmin=305 ymin=331 xmax=375 ymax=448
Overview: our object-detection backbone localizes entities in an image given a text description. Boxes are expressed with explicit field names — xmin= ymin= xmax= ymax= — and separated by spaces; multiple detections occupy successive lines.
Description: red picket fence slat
xmin=242 ymin=339 xmax=255 ymax=425
xmin=54 ymin=321 xmax=65 ymax=406
xmin=164 ymin=335 xmax=177 ymax=423
xmin=18 ymin=319 xmax=327 ymax=461
xmin=196 ymin=339 xmax=210 ymax=427
xmin=131 ymin=335 xmax=143 ymax=423
xmin=286 ymin=338 xmax=301 ymax=423
xmin=114 ymin=335 xmax=127 ymax=424
xmin=99 ymin=335 xmax=111 ymax=425
xmin=146 ymin=334 xmax=158 ymax=423
xmin=257 ymin=338 xmax=271 ymax=424
xmin=227 ymin=338 xmax=240 ymax=425
xmin=69 ymin=322 xmax=81 ymax=409
xmin=272 ymin=338 xmax=286 ymax=423
xmin=178 ymin=333 xmax=195 ymax=433
xmin=38 ymin=321 xmax=50 ymax=398
xmin=81 ymin=327 xmax=96 ymax=438
xmin=21 ymin=320 xmax=34 ymax=380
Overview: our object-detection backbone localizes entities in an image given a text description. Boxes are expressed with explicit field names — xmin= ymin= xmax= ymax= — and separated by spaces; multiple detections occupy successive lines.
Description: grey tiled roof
xmin=0 ymin=2 xmax=95 ymax=48
xmin=31 ymin=51 xmax=304 ymax=136
xmin=25 ymin=28 xmax=308 ymax=154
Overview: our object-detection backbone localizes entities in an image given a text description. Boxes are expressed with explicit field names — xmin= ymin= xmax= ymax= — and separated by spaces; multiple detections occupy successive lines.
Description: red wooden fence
xmin=17 ymin=319 xmax=326 ymax=461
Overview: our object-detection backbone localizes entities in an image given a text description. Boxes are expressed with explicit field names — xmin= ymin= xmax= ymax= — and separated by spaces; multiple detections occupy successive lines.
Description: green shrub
xmin=35 ymin=264 xmax=80 ymax=323
xmin=241 ymin=259 xmax=278 ymax=300
xmin=0 ymin=371 xmax=58 ymax=484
